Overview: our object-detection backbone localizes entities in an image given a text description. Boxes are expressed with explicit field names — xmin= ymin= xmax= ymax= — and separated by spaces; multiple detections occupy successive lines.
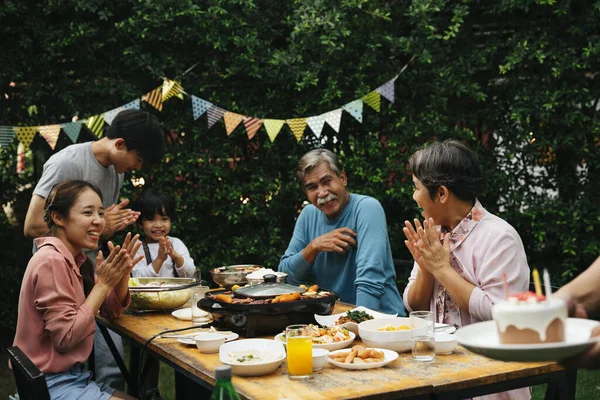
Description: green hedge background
xmin=1 ymin=0 xmax=599 ymax=333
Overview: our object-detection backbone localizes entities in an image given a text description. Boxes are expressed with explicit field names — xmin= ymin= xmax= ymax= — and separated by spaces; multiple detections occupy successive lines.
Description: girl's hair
xmin=133 ymin=190 xmax=176 ymax=221
xmin=44 ymin=180 xmax=104 ymax=229
xmin=408 ymin=140 xmax=484 ymax=203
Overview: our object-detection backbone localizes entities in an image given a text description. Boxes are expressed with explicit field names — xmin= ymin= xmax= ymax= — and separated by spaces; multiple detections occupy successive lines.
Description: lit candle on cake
xmin=543 ymin=268 xmax=552 ymax=301
xmin=532 ymin=268 xmax=542 ymax=296
xmin=502 ymin=272 xmax=509 ymax=300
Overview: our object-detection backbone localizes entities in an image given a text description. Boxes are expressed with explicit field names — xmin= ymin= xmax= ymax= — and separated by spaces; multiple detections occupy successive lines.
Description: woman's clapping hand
xmin=95 ymin=233 xmax=144 ymax=287
xmin=403 ymin=218 xmax=451 ymax=274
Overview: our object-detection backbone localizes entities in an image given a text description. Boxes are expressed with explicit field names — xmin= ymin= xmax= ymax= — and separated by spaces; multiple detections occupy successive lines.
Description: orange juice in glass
xmin=286 ymin=324 xmax=313 ymax=380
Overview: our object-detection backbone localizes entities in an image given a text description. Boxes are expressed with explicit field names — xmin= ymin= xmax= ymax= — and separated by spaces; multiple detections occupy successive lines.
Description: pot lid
xmin=234 ymin=274 xmax=306 ymax=298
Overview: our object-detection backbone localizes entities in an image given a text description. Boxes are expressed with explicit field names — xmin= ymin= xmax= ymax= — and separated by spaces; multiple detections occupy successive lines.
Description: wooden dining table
xmin=96 ymin=302 xmax=576 ymax=400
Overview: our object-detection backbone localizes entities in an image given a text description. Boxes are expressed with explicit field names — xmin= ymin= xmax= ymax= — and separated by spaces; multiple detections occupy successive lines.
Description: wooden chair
xmin=7 ymin=346 xmax=51 ymax=400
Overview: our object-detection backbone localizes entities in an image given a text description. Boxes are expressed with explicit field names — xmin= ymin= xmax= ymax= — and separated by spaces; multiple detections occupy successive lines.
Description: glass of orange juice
xmin=286 ymin=324 xmax=313 ymax=380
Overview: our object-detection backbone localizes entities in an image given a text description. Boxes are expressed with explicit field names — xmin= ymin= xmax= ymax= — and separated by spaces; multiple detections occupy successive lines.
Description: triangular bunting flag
xmin=207 ymin=106 xmax=226 ymax=129
xmin=362 ymin=91 xmax=381 ymax=112
xmin=286 ymin=118 xmax=307 ymax=142
xmin=14 ymin=126 xmax=39 ymax=150
xmin=306 ymin=115 xmax=326 ymax=138
xmin=323 ymin=109 xmax=342 ymax=133
xmin=105 ymin=99 xmax=141 ymax=125
xmin=61 ymin=122 xmax=82 ymax=143
xmin=0 ymin=126 xmax=16 ymax=148
xmin=263 ymin=119 xmax=285 ymax=142
xmin=122 ymin=99 xmax=140 ymax=111
xmin=38 ymin=125 xmax=61 ymax=150
xmin=142 ymin=87 xmax=163 ymax=111
xmin=243 ymin=117 xmax=263 ymax=140
xmin=223 ymin=112 xmax=245 ymax=136
xmin=104 ymin=107 xmax=122 ymax=126
xmin=86 ymin=114 xmax=105 ymax=138
xmin=376 ymin=80 xmax=395 ymax=103
xmin=342 ymin=99 xmax=363 ymax=123
xmin=162 ymin=78 xmax=184 ymax=102
xmin=191 ymin=96 xmax=212 ymax=120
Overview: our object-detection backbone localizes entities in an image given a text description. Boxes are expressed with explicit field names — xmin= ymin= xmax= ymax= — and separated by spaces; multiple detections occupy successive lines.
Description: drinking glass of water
xmin=410 ymin=311 xmax=435 ymax=362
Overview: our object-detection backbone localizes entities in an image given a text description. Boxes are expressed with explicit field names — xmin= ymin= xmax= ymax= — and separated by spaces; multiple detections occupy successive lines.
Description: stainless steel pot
xmin=210 ymin=265 xmax=262 ymax=289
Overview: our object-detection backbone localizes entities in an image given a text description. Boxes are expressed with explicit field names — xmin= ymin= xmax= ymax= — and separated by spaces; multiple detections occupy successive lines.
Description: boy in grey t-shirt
xmin=24 ymin=109 xmax=165 ymax=390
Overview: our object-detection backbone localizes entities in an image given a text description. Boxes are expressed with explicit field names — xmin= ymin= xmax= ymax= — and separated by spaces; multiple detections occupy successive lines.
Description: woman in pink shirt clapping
xmin=13 ymin=180 xmax=142 ymax=400
xmin=402 ymin=140 xmax=531 ymax=400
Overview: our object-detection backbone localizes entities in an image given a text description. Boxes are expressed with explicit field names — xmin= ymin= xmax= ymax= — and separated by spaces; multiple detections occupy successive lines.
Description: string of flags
xmin=0 ymin=74 xmax=398 ymax=152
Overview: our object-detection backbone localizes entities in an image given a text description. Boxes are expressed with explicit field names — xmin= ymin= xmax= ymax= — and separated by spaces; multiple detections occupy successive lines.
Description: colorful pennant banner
xmin=192 ymin=96 xmax=212 ymax=120
xmin=62 ymin=122 xmax=83 ymax=143
xmin=362 ymin=91 xmax=381 ymax=112
xmin=244 ymin=117 xmax=263 ymax=140
xmin=104 ymin=99 xmax=141 ymax=125
xmin=223 ymin=112 xmax=245 ymax=136
xmin=0 ymin=126 xmax=16 ymax=148
xmin=143 ymin=87 xmax=163 ymax=111
xmin=14 ymin=126 xmax=39 ymax=150
xmin=287 ymin=118 xmax=307 ymax=142
xmin=38 ymin=125 xmax=61 ymax=150
xmin=207 ymin=106 xmax=226 ymax=129
xmin=162 ymin=78 xmax=184 ymax=102
xmin=86 ymin=114 xmax=105 ymax=138
xmin=0 ymin=72 xmax=400 ymax=152
xmin=263 ymin=119 xmax=285 ymax=142
xmin=343 ymin=100 xmax=364 ymax=123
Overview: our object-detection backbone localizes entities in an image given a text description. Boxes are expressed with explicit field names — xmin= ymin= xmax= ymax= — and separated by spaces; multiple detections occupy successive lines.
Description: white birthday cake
xmin=492 ymin=291 xmax=567 ymax=344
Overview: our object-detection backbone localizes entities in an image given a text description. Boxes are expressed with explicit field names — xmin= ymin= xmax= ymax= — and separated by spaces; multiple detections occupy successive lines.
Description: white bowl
xmin=219 ymin=339 xmax=286 ymax=377
xmin=435 ymin=333 xmax=457 ymax=354
xmin=357 ymin=317 xmax=413 ymax=352
xmin=360 ymin=337 xmax=412 ymax=353
xmin=312 ymin=348 xmax=330 ymax=371
xmin=195 ymin=333 xmax=226 ymax=353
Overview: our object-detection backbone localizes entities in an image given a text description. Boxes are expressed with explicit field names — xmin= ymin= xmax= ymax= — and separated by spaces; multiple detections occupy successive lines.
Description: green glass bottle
xmin=210 ymin=365 xmax=241 ymax=400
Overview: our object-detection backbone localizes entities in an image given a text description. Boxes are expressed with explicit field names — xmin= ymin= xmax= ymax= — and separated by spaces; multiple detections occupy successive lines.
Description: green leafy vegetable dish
xmin=335 ymin=310 xmax=374 ymax=325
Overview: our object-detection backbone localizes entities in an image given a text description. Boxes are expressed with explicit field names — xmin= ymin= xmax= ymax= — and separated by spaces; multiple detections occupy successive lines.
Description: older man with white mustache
xmin=279 ymin=149 xmax=405 ymax=316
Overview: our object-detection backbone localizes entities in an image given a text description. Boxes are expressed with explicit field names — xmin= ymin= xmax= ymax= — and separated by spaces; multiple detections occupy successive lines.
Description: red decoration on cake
xmin=508 ymin=291 xmax=546 ymax=302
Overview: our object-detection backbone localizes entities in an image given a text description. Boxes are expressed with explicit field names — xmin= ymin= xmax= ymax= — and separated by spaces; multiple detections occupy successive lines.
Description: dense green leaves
xmin=1 ymin=0 xmax=600 ymax=330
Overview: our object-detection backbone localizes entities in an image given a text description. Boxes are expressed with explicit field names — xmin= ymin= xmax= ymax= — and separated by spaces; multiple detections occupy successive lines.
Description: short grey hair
xmin=296 ymin=149 xmax=343 ymax=187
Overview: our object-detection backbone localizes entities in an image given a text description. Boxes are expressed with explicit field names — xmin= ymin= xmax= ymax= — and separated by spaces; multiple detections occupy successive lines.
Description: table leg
xmin=128 ymin=345 xmax=141 ymax=397
xmin=545 ymin=368 xmax=577 ymax=400
xmin=175 ymin=370 xmax=212 ymax=400
xmin=97 ymin=324 xmax=136 ymax=394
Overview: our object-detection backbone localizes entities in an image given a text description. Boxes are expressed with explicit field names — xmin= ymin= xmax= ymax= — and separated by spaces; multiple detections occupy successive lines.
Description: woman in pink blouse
xmin=402 ymin=140 xmax=530 ymax=400
xmin=13 ymin=180 xmax=142 ymax=400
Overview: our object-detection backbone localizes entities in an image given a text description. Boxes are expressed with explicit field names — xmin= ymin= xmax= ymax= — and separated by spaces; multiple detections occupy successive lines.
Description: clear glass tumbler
xmin=191 ymin=285 xmax=210 ymax=325
xmin=286 ymin=324 xmax=313 ymax=380
xmin=410 ymin=311 xmax=435 ymax=362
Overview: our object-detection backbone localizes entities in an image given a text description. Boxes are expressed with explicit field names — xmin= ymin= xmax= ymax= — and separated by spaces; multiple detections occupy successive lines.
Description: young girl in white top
xmin=131 ymin=190 xmax=195 ymax=278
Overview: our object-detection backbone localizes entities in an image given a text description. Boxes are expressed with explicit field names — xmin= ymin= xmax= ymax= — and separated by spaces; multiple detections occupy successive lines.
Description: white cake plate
xmin=455 ymin=318 xmax=600 ymax=362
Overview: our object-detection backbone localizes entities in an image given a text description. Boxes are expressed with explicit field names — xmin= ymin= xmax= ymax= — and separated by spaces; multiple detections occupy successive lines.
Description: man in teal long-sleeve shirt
xmin=279 ymin=149 xmax=405 ymax=316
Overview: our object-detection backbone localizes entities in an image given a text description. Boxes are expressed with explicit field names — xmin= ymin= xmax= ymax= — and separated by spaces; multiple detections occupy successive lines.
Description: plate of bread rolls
xmin=327 ymin=345 xmax=398 ymax=370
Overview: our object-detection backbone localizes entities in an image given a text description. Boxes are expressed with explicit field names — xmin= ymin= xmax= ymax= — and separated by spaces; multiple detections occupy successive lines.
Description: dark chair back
xmin=7 ymin=346 xmax=51 ymax=400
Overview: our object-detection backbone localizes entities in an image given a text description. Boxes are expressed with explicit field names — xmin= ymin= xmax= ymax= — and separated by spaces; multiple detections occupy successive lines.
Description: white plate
xmin=178 ymin=332 xmax=239 ymax=345
xmin=455 ymin=318 xmax=600 ymax=362
xmin=328 ymin=348 xmax=398 ymax=370
xmin=171 ymin=307 xmax=209 ymax=321
xmin=314 ymin=306 xmax=398 ymax=336
xmin=274 ymin=331 xmax=356 ymax=351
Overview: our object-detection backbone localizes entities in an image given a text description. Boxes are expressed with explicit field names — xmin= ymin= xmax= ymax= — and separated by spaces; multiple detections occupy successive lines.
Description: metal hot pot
xmin=198 ymin=275 xmax=338 ymax=337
